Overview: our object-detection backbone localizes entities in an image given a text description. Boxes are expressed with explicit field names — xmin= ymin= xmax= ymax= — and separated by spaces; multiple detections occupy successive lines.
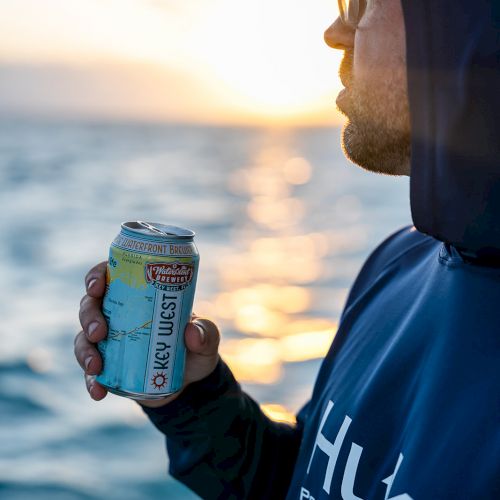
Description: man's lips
xmin=336 ymin=87 xmax=349 ymax=110
xmin=339 ymin=75 xmax=350 ymax=88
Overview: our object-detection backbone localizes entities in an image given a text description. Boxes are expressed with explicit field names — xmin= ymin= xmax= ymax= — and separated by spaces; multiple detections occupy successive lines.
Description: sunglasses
xmin=338 ymin=0 xmax=368 ymax=28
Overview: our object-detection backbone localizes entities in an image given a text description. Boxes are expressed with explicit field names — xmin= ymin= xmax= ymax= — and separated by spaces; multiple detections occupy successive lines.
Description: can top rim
xmin=122 ymin=221 xmax=195 ymax=239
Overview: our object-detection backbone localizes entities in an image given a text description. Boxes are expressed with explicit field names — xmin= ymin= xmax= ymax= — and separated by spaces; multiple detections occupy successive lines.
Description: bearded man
xmin=75 ymin=1 xmax=500 ymax=497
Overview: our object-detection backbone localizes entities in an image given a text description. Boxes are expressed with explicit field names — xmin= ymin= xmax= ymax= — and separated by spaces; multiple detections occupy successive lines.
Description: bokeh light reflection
xmin=212 ymin=141 xmax=339 ymax=386
xmin=247 ymin=196 xmax=305 ymax=229
xmin=220 ymin=325 xmax=337 ymax=384
xmin=282 ymin=157 xmax=312 ymax=185
xmin=218 ymin=236 xmax=325 ymax=286
xmin=220 ymin=338 xmax=282 ymax=384
xmin=260 ymin=404 xmax=297 ymax=425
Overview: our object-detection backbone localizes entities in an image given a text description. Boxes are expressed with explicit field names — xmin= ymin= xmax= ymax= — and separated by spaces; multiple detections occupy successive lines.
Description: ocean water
xmin=0 ymin=120 xmax=411 ymax=499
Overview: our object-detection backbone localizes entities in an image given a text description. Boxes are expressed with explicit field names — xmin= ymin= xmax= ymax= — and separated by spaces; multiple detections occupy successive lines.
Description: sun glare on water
xmin=192 ymin=139 xmax=344 ymax=386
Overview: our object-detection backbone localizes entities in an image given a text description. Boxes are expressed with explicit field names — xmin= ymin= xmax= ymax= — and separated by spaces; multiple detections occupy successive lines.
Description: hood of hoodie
xmin=400 ymin=0 xmax=500 ymax=259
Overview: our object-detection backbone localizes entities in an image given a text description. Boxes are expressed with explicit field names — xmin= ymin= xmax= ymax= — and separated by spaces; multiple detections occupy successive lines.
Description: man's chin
xmin=341 ymin=120 xmax=411 ymax=177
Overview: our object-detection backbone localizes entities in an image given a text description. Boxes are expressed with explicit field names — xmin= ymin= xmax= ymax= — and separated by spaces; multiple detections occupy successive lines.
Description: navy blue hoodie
xmin=142 ymin=1 xmax=500 ymax=498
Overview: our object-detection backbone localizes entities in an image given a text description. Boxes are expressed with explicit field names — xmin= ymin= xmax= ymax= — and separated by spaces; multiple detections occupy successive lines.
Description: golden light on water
xmin=260 ymin=404 xmax=297 ymax=425
xmin=280 ymin=329 xmax=336 ymax=362
xmin=283 ymin=157 xmax=313 ymax=185
xmin=215 ymin=285 xmax=311 ymax=336
xmin=247 ymin=197 xmax=305 ymax=230
xmin=230 ymin=155 xmax=312 ymax=197
xmin=221 ymin=338 xmax=283 ymax=384
xmin=234 ymin=304 xmax=288 ymax=337
xmin=220 ymin=325 xmax=337 ymax=383
xmin=219 ymin=234 xmax=327 ymax=286
xmin=207 ymin=138 xmax=341 ymax=386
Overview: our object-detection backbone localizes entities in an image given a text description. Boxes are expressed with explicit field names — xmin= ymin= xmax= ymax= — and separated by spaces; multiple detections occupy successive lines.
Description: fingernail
xmin=87 ymin=278 xmax=97 ymax=291
xmin=192 ymin=319 xmax=207 ymax=344
xmin=89 ymin=382 xmax=95 ymax=396
xmin=195 ymin=324 xmax=206 ymax=345
xmin=85 ymin=356 xmax=93 ymax=371
xmin=88 ymin=322 xmax=99 ymax=339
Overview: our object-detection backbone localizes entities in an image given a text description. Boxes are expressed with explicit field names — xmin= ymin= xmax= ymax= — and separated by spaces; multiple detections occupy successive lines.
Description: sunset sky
xmin=0 ymin=0 xmax=343 ymax=125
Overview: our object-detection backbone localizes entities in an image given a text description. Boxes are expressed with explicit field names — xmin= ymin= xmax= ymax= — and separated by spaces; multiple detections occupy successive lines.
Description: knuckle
xmin=79 ymin=294 xmax=93 ymax=313
xmin=74 ymin=341 xmax=85 ymax=364
xmin=78 ymin=306 xmax=88 ymax=329
xmin=79 ymin=294 xmax=88 ymax=308
xmin=74 ymin=330 xmax=83 ymax=348
xmin=79 ymin=297 xmax=101 ymax=329
xmin=74 ymin=333 xmax=95 ymax=367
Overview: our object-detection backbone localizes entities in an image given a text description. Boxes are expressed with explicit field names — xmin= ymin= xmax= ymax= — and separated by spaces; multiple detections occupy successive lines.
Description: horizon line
xmin=0 ymin=111 xmax=344 ymax=129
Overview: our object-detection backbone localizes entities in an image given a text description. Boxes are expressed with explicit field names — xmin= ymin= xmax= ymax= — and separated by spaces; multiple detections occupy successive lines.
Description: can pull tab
xmin=137 ymin=221 xmax=176 ymax=237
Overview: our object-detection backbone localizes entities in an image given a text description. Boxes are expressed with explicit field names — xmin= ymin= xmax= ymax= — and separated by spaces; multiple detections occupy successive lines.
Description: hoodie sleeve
xmin=140 ymin=357 xmax=308 ymax=500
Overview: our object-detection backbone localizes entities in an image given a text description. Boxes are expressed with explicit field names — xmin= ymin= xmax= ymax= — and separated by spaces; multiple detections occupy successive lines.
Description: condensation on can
xmin=95 ymin=221 xmax=199 ymax=400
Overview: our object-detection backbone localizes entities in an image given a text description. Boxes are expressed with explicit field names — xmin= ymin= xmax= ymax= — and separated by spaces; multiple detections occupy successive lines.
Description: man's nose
xmin=324 ymin=17 xmax=355 ymax=50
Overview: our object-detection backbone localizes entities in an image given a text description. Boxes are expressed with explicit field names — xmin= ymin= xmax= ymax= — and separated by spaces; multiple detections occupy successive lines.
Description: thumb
xmin=183 ymin=318 xmax=221 ymax=384
xmin=185 ymin=318 xmax=220 ymax=356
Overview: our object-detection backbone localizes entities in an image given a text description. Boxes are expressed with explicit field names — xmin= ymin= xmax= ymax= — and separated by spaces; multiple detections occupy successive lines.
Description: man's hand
xmin=74 ymin=261 xmax=220 ymax=408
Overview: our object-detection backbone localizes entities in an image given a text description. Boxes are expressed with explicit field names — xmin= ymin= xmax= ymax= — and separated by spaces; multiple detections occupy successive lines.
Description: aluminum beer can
xmin=96 ymin=221 xmax=199 ymax=400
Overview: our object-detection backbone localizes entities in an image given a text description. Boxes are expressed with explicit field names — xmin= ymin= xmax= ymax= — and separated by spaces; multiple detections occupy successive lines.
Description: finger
xmin=79 ymin=294 xmax=107 ymax=342
xmin=85 ymin=374 xmax=107 ymax=401
xmin=85 ymin=261 xmax=107 ymax=298
xmin=185 ymin=318 xmax=220 ymax=357
xmin=74 ymin=330 xmax=103 ymax=376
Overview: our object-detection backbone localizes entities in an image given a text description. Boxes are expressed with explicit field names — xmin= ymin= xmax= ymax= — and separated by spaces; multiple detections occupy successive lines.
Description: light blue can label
xmin=96 ymin=222 xmax=199 ymax=399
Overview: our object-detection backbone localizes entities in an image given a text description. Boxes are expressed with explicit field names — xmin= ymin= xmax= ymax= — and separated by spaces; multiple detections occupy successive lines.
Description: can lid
xmin=122 ymin=221 xmax=195 ymax=239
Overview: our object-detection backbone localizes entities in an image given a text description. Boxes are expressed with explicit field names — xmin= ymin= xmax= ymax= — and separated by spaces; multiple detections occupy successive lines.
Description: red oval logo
xmin=145 ymin=262 xmax=194 ymax=288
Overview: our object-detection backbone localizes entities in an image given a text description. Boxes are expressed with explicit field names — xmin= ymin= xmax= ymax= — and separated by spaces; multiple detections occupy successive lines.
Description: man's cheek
xmin=352 ymin=32 xmax=385 ymax=87
xmin=354 ymin=15 xmax=405 ymax=85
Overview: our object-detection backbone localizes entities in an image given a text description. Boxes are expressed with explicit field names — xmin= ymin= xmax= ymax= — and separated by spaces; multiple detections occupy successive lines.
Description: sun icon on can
xmin=151 ymin=372 xmax=167 ymax=390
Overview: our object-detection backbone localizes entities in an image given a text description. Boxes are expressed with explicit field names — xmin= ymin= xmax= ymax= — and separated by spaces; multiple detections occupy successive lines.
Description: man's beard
xmin=337 ymin=50 xmax=411 ymax=176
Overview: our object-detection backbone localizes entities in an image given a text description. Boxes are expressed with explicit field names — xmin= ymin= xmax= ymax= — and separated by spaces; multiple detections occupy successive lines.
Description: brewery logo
xmin=145 ymin=261 xmax=194 ymax=291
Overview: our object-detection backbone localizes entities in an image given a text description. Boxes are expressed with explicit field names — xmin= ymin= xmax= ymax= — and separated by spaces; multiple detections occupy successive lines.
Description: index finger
xmin=85 ymin=261 xmax=107 ymax=298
